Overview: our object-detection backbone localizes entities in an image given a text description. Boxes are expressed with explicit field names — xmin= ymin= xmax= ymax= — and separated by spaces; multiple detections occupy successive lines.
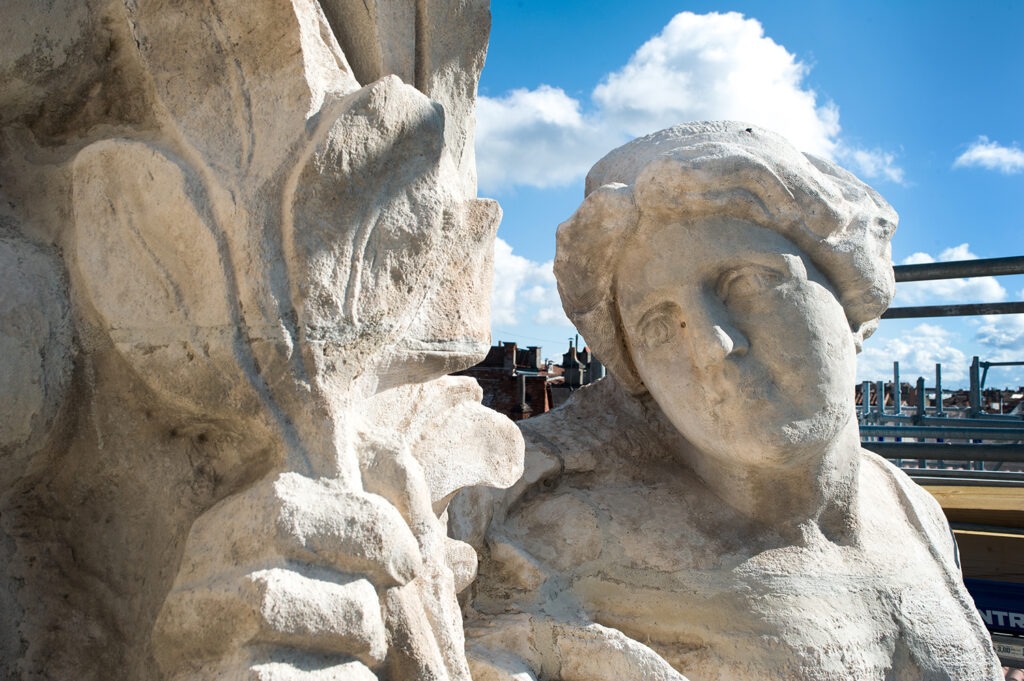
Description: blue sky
xmin=476 ymin=1 xmax=1024 ymax=388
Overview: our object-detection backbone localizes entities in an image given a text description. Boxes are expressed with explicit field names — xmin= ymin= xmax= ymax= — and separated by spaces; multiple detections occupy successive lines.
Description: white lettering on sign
xmin=979 ymin=609 xmax=1024 ymax=629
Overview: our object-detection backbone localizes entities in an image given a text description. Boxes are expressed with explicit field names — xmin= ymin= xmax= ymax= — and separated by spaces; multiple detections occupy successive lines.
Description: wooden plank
xmin=942 ymin=508 xmax=1024 ymax=527
xmin=954 ymin=531 xmax=1024 ymax=583
xmin=922 ymin=485 xmax=1024 ymax=528
xmin=924 ymin=486 xmax=1024 ymax=512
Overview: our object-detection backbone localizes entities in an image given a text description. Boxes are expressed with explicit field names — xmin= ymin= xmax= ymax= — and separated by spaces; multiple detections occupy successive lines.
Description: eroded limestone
xmin=0 ymin=1 xmax=522 ymax=679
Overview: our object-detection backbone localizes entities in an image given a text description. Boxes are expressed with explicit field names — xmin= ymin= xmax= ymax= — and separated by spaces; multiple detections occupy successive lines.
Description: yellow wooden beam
xmin=923 ymin=485 xmax=1024 ymax=512
xmin=922 ymin=485 xmax=1024 ymax=528
xmin=952 ymin=529 xmax=1024 ymax=583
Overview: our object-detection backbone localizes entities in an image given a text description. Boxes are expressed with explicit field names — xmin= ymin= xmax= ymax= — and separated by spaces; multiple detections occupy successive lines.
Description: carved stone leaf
xmin=317 ymin=0 xmax=417 ymax=86
xmin=289 ymin=76 xmax=449 ymax=349
xmin=318 ymin=0 xmax=491 ymax=196
xmin=128 ymin=0 xmax=359 ymax=183
xmin=72 ymin=139 xmax=253 ymax=417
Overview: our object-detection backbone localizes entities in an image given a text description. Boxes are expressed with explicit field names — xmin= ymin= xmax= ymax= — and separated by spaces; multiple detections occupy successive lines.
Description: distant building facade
xmin=455 ymin=339 xmax=605 ymax=421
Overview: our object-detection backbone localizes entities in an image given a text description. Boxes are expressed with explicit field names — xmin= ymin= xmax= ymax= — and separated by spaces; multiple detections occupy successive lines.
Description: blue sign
xmin=965 ymin=578 xmax=1024 ymax=636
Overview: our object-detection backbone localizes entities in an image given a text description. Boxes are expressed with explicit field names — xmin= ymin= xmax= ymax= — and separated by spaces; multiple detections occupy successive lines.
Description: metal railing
xmin=882 ymin=255 xmax=1024 ymax=319
xmin=873 ymin=256 xmax=1024 ymax=665
xmin=859 ymin=359 xmax=1024 ymax=476
xmin=860 ymin=256 xmax=1024 ymax=483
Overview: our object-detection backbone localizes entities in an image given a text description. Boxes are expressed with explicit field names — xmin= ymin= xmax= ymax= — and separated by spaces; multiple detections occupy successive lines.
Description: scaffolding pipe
xmin=860 ymin=425 xmax=1024 ymax=441
xmin=915 ymin=377 xmax=926 ymax=424
xmin=970 ymin=356 xmax=982 ymax=418
xmin=903 ymin=471 xmax=1024 ymax=487
xmin=904 ymin=469 xmax=1024 ymax=481
xmin=893 ymin=361 xmax=901 ymax=415
xmin=918 ymin=415 xmax=1024 ymax=428
xmin=882 ymin=301 xmax=1024 ymax=319
xmin=863 ymin=414 xmax=1024 ymax=427
xmin=980 ymin=360 xmax=1024 ymax=392
xmin=863 ymin=442 xmax=1024 ymax=463
xmin=893 ymin=256 xmax=1024 ymax=282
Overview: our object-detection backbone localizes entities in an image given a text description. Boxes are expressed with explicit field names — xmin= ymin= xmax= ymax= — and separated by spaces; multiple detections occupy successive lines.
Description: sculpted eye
xmin=636 ymin=302 xmax=685 ymax=348
xmin=716 ymin=265 xmax=786 ymax=304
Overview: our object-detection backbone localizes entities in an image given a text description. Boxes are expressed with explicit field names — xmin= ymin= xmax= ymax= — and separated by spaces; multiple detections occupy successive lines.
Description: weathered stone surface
xmin=0 ymin=231 xmax=72 ymax=470
xmin=462 ymin=123 xmax=1002 ymax=680
xmin=0 ymin=1 xmax=522 ymax=679
xmin=6 ymin=2 xmax=998 ymax=677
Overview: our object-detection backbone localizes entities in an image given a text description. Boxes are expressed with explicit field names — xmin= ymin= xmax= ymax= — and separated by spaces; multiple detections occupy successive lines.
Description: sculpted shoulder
xmin=856 ymin=448 xmax=961 ymax=564
xmin=504 ymin=379 xmax=770 ymax=578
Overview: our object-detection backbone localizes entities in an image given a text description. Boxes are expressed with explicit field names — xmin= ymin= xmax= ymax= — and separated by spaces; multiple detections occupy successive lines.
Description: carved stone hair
xmin=554 ymin=121 xmax=898 ymax=395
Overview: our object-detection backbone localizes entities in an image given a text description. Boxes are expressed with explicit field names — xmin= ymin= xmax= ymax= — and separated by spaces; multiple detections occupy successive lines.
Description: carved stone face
xmin=616 ymin=215 xmax=858 ymax=466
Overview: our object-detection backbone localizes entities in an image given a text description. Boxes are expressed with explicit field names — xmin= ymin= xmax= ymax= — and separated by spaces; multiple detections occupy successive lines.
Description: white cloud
xmin=476 ymin=11 xmax=903 ymax=193
xmin=857 ymin=323 xmax=968 ymax=384
xmin=592 ymin=11 xmax=839 ymax=156
xmin=489 ymin=237 xmax=570 ymax=329
xmin=893 ymin=243 xmax=1006 ymax=306
xmin=838 ymin=145 xmax=906 ymax=185
xmin=974 ymin=314 xmax=1024 ymax=386
xmin=534 ymin=306 xmax=572 ymax=326
xmin=476 ymin=87 xmax=615 ymax=191
xmin=954 ymin=136 xmax=1024 ymax=174
xmin=976 ymin=314 xmax=1024 ymax=357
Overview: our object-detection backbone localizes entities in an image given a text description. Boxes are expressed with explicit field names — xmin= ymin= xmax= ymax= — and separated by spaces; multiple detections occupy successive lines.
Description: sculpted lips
xmin=706 ymin=359 xmax=772 ymax=407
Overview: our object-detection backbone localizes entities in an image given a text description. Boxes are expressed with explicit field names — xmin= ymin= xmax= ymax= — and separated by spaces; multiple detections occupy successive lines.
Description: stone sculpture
xmin=0 ymin=1 xmax=522 ymax=679
xmin=462 ymin=123 xmax=1002 ymax=680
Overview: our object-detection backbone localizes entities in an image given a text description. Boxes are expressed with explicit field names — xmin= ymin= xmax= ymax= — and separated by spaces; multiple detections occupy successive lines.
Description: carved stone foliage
xmin=0 ymin=1 xmax=521 ymax=679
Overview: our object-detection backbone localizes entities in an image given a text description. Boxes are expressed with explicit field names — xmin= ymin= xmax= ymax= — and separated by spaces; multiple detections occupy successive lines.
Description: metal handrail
xmin=883 ymin=256 xmax=1024 ymax=319
xmin=893 ymin=256 xmax=1024 ymax=282
xmin=863 ymin=442 xmax=1024 ymax=463
xmin=883 ymin=301 xmax=1024 ymax=319
xmin=903 ymin=469 xmax=1024 ymax=482
xmin=860 ymin=425 xmax=1024 ymax=441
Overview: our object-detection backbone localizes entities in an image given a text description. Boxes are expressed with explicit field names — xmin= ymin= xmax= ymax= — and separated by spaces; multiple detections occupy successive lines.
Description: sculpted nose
xmin=711 ymin=323 xmax=749 ymax=359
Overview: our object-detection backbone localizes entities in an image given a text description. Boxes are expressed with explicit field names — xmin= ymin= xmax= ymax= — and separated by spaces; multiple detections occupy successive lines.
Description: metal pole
xmin=934 ymin=363 xmax=945 ymax=418
xmin=893 ymin=361 xmax=901 ymax=416
xmin=860 ymin=425 xmax=1024 ymax=440
xmin=882 ymin=301 xmax=1024 ymax=319
xmin=893 ymin=255 xmax=1024 ymax=282
xmin=916 ymin=376 xmax=926 ymax=468
xmin=969 ymin=356 xmax=981 ymax=418
xmin=915 ymin=377 xmax=926 ymax=422
xmin=892 ymin=362 xmax=902 ymax=465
